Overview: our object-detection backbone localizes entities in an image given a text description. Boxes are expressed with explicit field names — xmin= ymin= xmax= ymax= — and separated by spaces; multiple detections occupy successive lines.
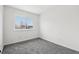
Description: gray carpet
xmin=2 ymin=38 xmax=79 ymax=54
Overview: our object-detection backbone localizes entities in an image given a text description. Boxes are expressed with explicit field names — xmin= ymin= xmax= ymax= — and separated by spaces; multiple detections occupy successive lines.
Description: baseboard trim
xmin=2 ymin=37 xmax=40 ymax=53
xmin=4 ymin=37 xmax=40 ymax=46
xmin=3 ymin=37 xmax=79 ymax=53
xmin=41 ymin=37 xmax=79 ymax=53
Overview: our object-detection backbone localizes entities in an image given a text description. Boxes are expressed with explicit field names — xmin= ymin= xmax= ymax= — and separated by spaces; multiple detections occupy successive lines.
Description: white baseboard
xmin=41 ymin=37 xmax=79 ymax=52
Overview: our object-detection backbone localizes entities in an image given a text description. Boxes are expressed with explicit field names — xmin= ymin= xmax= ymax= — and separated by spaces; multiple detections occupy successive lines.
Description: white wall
xmin=4 ymin=6 xmax=40 ymax=45
xmin=0 ymin=5 xmax=3 ymax=52
xmin=40 ymin=6 xmax=79 ymax=51
xmin=9 ymin=5 xmax=54 ymax=14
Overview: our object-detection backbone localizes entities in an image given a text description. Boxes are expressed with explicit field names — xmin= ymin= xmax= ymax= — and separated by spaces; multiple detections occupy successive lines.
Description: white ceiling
xmin=9 ymin=5 xmax=53 ymax=14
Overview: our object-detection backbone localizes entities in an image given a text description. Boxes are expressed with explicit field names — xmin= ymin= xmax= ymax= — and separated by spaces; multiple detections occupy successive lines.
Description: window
xmin=15 ymin=16 xmax=33 ymax=29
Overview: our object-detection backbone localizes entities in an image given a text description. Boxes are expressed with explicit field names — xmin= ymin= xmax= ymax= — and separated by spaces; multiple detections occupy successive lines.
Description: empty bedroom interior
xmin=0 ymin=5 xmax=79 ymax=54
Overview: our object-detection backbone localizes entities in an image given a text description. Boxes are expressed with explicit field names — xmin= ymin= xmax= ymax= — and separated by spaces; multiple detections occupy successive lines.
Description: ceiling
xmin=9 ymin=5 xmax=53 ymax=14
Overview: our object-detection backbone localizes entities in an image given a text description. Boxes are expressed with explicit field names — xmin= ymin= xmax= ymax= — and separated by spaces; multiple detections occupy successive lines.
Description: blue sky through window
xmin=16 ymin=16 xmax=32 ymax=26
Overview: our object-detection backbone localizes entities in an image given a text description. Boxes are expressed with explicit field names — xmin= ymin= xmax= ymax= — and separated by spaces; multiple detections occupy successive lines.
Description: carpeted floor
xmin=2 ymin=38 xmax=79 ymax=54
